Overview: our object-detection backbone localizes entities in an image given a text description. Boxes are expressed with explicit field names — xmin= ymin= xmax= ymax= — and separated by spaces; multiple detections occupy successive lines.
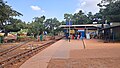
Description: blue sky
xmin=5 ymin=0 xmax=101 ymax=22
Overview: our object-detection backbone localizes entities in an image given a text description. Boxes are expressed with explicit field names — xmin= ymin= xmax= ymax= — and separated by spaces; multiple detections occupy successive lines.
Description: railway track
xmin=0 ymin=36 xmax=63 ymax=68
xmin=0 ymin=41 xmax=29 ymax=56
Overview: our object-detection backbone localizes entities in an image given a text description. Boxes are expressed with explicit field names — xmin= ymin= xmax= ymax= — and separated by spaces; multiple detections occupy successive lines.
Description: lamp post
xmin=69 ymin=19 xmax=71 ymax=42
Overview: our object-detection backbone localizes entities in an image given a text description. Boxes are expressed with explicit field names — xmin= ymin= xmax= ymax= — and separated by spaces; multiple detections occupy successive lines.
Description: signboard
xmin=66 ymin=21 xmax=72 ymax=25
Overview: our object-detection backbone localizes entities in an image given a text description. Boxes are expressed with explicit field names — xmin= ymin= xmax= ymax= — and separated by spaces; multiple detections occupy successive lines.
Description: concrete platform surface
xmin=20 ymin=39 xmax=120 ymax=68
xmin=20 ymin=39 xmax=83 ymax=68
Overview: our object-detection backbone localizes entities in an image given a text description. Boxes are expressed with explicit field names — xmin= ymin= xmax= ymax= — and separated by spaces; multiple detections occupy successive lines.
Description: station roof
xmin=100 ymin=25 xmax=120 ymax=30
xmin=59 ymin=24 xmax=109 ymax=29
xmin=59 ymin=24 xmax=97 ymax=27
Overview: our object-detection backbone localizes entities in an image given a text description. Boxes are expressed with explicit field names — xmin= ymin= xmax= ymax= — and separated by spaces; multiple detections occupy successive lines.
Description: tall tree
xmin=44 ymin=18 xmax=61 ymax=35
xmin=73 ymin=10 xmax=89 ymax=24
xmin=87 ymin=12 xmax=94 ymax=24
xmin=27 ymin=16 xmax=45 ymax=37
xmin=64 ymin=13 xmax=73 ymax=21
xmin=4 ymin=18 xmax=26 ymax=32
xmin=98 ymin=0 xmax=120 ymax=22
xmin=0 ymin=0 xmax=22 ymax=34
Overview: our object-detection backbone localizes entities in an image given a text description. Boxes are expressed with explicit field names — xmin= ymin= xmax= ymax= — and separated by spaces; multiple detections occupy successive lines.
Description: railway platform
xmin=20 ymin=39 xmax=84 ymax=68
xmin=20 ymin=39 xmax=120 ymax=68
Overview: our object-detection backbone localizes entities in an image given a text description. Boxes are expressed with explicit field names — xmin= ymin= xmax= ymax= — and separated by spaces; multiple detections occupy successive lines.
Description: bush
xmin=17 ymin=36 xmax=25 ymax=41
xmin=17 ymin=36 xmax=35 ymax=42
xmin=47 ymin=33 xmax=54 ymax=36
xmin=28 ymin=36 xmax=35 ymax=39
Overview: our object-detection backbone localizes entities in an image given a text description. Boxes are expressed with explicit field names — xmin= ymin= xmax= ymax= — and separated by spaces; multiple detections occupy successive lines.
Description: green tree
xmin=64 ymin=13 xmax=73 ymax=21
xmin=61 ymin=21 xmax=65 ymax=25
xmin=27 ymin=16 xmax=45 ymax=37
xmin=87 ymin=12 xmax=94 ymax=24
xmin=4 ymin=18 xmax=24 ymax=32
xmin=44 ymin=18 xmax=61 ymax=35
xmin=0 ymin=0 xmax=22 ymax=35
xmin=98 ymin=0 xmax=120 ymax=22
xmin=72 ymin=10 xmax=89 ymax=24
xmin=64 ymin=10 xmax=89 ymax=25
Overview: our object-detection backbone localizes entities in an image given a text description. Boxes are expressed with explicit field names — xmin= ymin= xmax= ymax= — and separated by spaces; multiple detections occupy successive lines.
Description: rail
xmin=0 ymin=36 xmax=63 ymax=68
xmin=0 ymin=41 xmax=29 ymax=56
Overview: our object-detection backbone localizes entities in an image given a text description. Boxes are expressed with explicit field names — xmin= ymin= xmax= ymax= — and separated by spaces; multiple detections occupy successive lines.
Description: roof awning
xmin=59 ymin=24 xmax=108 ymax=28
xmin=75 ymin=28 xmax=85 ymax=30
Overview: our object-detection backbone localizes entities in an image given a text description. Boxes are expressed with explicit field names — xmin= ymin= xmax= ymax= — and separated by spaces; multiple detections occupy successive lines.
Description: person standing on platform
xmin=37 ymin=35 xmax=40 ymax=41
xmin=66 ymin=33 xmax=69 ymax=39
xmin=77 ymin=32 xmax=81 ymax=40
xmin=72 ymin=34 xmax=75 ymax=39
xmin=80 ymin=33 xmax=83 ymax=40
xmin=40 ymin=33 xmax=43 ymax=41
xmin=75 ymin=33 xmax=78 ymax=39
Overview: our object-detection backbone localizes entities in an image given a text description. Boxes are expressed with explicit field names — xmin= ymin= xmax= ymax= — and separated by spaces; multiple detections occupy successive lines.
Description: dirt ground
xmin=48 ymin=58 xmax=120 ymax=68
xmin=47 ymin=39 xmax=120 ymax=68
xmin=0 ymin=42 xmax=20 ymax=52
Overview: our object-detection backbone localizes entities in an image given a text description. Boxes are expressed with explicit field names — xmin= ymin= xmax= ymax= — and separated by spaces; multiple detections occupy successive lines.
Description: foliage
xmin=98 ymin=0 xmax=120 ymax=22
xmin=0 ymin=0 xmax=22 ymax=26
xmin=44 ymin=18 xmax=61 ymax=35
xmin=17 ymin=29 xmax=28 ymax=34
xmin=27 ymin=16 xmax=62 ymax=37
xmin=61 ymin=21 xmax=66 ymax=25
xmin=28 ymin=36 xmax=35 ymax=39
xmin=0 ymin=0 xmax=23 ymax=35
xmin=27 ymin=16 xmax=45 ymax=37
xmin=3 ymin=18 xmax=27 ymax=33
xmin=64 ymin=10 xmax=94 ymax=25
xmin=17 ymin=36 xmax=35 ymax=41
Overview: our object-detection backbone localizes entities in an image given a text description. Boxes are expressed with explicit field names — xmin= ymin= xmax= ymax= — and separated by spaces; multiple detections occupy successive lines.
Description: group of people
xmin=37 ymin=31 xmax=48 ymax=42
xmin=71 ymin=32 xmax=83 ymax=40
xmin=65 ymin=32 xmax=83 ymax=40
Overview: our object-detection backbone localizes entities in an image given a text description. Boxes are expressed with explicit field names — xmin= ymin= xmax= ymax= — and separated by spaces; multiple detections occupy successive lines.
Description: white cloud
xmin=30 ymin=5 xmax=45 ymax=13
xmin=31 ymin=5 xmax=41 ymax=11
xmin=75 ymin=0 xmax=102 ymax=14
xmin=81 ymin=2 xmax=86 ymax=6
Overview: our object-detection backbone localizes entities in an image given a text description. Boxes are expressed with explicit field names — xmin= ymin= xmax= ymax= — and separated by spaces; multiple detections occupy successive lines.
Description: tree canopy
xmin=27 ymin=16 xmax=62 ymax=37
xmin=98 ymin=0 xmax=120 ymax=22
xmin=0 ymin=0 xmax=22 ymax=34
xmin=64 ymin=10 xmax=94 ymax=25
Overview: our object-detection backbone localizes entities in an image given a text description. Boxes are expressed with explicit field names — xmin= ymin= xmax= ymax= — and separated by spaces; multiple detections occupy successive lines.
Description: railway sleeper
xmin=0 ymin=41 xmax=30 ymax=57
xmin=0 ymin=38 xmax=62 ymax=68
xmin=0 ymin=54 xmax=31 ymax=67
xmin=0 ymin=51 xmax=29 ymax=65
xmin=0 ymin=42 xmax=52 ymax=66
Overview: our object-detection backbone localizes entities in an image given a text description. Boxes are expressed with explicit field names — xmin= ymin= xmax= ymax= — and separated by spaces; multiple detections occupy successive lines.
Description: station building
xmin=59 ymin=24 xmax=108 ymax=39
xmin=60 ymin=23 xmax=120 ymax=42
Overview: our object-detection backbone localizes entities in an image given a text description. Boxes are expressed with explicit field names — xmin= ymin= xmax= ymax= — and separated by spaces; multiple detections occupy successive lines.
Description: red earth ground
xmin=47 ymin=39 xmax=120 ymax=68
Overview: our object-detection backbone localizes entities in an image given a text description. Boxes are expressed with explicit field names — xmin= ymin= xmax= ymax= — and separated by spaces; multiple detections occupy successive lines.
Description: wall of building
xmin=113 ymin=27 xmax=120 ymax=41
